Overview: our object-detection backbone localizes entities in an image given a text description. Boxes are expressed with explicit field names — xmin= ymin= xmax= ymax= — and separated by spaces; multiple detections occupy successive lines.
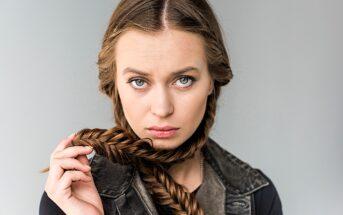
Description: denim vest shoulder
xmin=204 ymin=138 xmax=269 ymax=195
xmin=203 ymin=138 xmax=270 ymax=215
xmin=89 ymin=137 xmax=270 ymax=215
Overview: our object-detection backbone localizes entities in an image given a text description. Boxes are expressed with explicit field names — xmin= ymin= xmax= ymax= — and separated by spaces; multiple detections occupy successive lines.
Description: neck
xmin=167 ymin=149 xmax=204 ymax=193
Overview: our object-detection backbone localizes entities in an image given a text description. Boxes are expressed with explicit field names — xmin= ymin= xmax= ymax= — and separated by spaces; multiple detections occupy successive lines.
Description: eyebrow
xmin=122 ymin=66 xmax=200 ymax=77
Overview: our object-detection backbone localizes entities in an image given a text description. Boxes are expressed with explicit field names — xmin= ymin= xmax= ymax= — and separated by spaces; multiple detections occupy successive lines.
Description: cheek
xmin=176 ymin=89 xmax=209 ymax=124
xmin=116 ymin=80 xmax=145 ymax=128
xmin=117 ymin=88 xmax=160 ymax=140
xmin=121 ymin=96 xmax=144 ymax=120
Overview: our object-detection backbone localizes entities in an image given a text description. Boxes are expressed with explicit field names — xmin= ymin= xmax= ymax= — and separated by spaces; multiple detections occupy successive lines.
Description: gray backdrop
xmin=0 ymin=0 xmax=342 ymax=214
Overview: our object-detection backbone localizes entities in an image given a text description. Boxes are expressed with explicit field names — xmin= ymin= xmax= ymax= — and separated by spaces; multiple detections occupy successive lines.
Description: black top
xmin=39 ymin=170 xmax=282 ymax=215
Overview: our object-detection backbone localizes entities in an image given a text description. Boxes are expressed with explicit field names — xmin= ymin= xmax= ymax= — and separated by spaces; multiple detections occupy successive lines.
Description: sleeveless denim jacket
xmin=89 ymin=138 xmax=269 ymax=215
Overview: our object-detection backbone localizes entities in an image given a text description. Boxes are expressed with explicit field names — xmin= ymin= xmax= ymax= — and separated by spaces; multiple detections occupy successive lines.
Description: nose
xmin=150 ymin=86 xmax=174 ymax=118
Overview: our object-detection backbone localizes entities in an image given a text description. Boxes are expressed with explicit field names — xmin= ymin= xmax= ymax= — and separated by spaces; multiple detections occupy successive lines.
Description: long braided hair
xmin=45 ymin=0 xmax=233 ymax=214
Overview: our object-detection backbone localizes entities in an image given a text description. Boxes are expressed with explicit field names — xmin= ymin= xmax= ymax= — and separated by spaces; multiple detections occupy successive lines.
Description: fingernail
xmin=85 ymin=146 xmax=93 ymax=150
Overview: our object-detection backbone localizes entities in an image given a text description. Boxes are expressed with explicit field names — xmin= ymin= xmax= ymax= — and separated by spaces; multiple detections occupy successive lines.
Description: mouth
xmin=146 ymin=126 xmax=180 ymax=138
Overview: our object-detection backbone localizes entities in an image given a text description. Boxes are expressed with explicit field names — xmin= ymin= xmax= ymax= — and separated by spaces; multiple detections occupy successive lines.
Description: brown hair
xmin=45 ymin=0 xmax=233 ymax=214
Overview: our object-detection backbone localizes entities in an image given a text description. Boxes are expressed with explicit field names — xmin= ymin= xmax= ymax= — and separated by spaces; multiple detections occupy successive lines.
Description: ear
xmin=208 ymin=80 xmax=214 ymax=95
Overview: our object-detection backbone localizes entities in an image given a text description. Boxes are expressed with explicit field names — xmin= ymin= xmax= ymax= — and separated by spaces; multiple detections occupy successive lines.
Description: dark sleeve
xmin=253 ymin=170 xmax=283 ymax=215
xmin=39 ymin=191 xmax=66 ymax=215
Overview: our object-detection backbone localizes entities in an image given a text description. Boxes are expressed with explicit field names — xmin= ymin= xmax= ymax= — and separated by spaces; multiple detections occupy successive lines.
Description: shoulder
xmin=203 ymin=138 xmax=270 ymax=195
xmin=204 ymin=138 xmax=283 ymax=214
xmin=204 ymin=138 xmax=282 ymax=215
xmin=252 ymin=170 xmax=283 ymax=215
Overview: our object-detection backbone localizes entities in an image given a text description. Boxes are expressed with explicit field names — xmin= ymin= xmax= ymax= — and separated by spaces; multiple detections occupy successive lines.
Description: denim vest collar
xmin=89 ymin=137 xmax=269 ymax=198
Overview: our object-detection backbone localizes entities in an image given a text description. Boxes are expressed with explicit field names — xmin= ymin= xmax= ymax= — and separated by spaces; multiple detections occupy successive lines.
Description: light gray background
xmin=0 ymin=0 xmax=342 ymax=214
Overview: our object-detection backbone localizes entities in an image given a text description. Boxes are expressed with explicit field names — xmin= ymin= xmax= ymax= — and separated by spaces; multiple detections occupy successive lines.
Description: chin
xmin=150 ymin=138 xmax=183 ymax=151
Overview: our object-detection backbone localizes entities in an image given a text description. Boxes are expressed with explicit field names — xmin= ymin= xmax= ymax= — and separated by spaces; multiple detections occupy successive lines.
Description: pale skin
xmin=45 ymin=28 xmax=213 ymax=214
xmin=44 ymin=134 xmax=103 ymax=215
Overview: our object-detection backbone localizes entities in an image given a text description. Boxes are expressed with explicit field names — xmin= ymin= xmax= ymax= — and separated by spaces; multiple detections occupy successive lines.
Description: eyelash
xmin=127 ymin=75 xmax=196 ymax=90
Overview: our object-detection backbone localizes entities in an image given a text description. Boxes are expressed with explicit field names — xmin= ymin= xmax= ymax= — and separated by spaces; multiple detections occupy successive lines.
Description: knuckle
xmin=52 ymin=150 xmax=62 ymax=159
xmin=49 ymin=156 xmax=57 ymax=166
xmin=63 ymin=170 xmax=73 ymax=179
xmin=50 ymin=151 xmax=57 ymax=161
xmin=71 ymin=147 xmax=79 ymax=155
xmin=50 ymin=157 xmax=60 ymax=167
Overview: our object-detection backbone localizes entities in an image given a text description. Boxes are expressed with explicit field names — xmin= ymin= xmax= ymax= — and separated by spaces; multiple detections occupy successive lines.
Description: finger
xmin=77 ymin=154 xmax=89 ymax=165
xmin=53 ymin=134 xmax=75 ymax=154
xmin=57 ymin=158 xmax=91 ymax=172
xmin=54 ymin=146 xmax=93 ymax=159
xmin=59 ymin=170 xmax=92 ymax=190
xmin=76 ymin=155 xmax=92 ymax=177
xmin=49 ymin=157 xmax=90 ymax=181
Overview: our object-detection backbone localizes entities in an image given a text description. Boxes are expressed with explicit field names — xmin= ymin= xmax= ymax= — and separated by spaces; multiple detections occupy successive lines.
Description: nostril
xmin=151 ymin=106 xmax=174 ymax=117
xmin=150 ymin=97 xmax=174 ymax=117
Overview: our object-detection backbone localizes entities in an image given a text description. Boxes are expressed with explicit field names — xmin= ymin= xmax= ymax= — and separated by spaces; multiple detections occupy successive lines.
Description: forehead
xmin=115 ymin=29 xmax=207 ymax=74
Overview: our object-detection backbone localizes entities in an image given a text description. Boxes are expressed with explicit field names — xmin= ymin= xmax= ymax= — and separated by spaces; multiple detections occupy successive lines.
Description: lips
xmin=147 ymin=126 xmax=179 ymax=131
xmin=146 ymin=126 xmax=179 ymax=138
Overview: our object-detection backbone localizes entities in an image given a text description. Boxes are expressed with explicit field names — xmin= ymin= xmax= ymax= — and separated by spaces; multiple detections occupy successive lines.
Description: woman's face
xmin=115 ymin=29 xmax=212 ymax=150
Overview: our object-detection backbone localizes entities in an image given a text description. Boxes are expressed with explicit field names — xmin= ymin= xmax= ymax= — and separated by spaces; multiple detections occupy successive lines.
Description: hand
xmin=45 ymin=134 xmax=104 ymax=215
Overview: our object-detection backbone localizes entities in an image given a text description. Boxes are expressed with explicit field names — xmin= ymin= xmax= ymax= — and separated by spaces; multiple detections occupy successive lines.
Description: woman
xmin=39 ymin=0 xmax=282 ymax=214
